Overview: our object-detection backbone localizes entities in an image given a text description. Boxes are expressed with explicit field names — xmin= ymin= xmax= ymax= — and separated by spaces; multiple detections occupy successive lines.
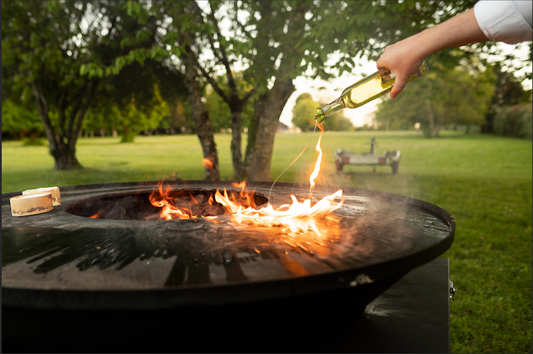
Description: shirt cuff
xmin=474 ymin=0 xmax=533 ymax=44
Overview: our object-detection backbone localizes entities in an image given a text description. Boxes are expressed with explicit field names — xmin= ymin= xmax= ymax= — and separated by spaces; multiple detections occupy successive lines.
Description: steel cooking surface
xmin=2 ymin=181 xmax=454 ymax=310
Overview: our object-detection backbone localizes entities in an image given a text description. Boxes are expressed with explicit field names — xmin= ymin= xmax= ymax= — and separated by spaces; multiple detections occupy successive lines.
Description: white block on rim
xmin=23 ymin=187 xmax=61 ymax=206
xmin=10 ymin=193 xmax=54 ymax=216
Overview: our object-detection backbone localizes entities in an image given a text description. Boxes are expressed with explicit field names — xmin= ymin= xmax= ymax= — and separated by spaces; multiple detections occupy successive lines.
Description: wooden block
xmin=10 ymin=193 xmax=53 ymax=216
xmin=23 ymin=187 xmax=61 ymax=206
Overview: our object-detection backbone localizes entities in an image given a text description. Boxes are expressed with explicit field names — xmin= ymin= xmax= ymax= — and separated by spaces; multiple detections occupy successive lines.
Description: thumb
xmin=390 ymin=75 xmax=408 ymax=98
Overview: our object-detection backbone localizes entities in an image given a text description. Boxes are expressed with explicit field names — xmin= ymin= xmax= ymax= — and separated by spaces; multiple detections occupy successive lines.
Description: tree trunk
xmin=31 ymin=81 xmax=82 ymax=170
xmin=247 ymin=78 xmax=295 ymax=181
xmin=245 ymin=2 xmax=305 ymax=181
xmin=230 ymin=105 xmax=245 ymax=179
xmin=184 ymin=50 xmax=220 ymax=181
xmin=423 ymin=100 xmax=441 ymax=138
xmin=52 ymin=142 xmax=82 ymax=169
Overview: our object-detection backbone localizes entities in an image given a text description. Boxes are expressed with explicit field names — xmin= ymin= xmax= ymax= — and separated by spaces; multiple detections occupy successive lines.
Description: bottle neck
xmin=321 ymin=96 xmax=344 ymax=117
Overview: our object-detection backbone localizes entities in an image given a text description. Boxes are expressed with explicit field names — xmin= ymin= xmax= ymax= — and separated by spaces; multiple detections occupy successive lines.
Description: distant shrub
xmin=120 ymin=131 xmax=137 ymax=143
xmin=23 ymin=138 xmax=47 ymax=146
xmin=494 ymin=104 xmax=532 ymax=139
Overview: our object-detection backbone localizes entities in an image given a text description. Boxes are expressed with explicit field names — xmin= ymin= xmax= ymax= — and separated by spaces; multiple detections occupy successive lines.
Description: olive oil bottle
xmin=315 ymin=61 xmax=429 ymax=122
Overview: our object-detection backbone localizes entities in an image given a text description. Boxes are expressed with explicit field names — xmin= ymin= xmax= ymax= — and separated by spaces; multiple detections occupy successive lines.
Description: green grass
xmin=2 ymin=130 xmax=532 ymax=353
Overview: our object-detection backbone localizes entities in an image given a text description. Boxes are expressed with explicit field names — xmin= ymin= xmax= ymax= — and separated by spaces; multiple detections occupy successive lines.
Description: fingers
xmin=390 ymin=75 xmax=408 ymax=98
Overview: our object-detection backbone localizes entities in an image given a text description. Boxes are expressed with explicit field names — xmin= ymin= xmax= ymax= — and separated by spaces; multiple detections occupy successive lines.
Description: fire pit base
xmin=3 ymin=272 xmax=406 ymax=353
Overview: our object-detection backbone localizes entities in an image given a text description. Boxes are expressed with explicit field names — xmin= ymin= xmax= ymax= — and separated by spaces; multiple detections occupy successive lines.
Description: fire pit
xmin=2 ymin=181 xmax=454 ymax=352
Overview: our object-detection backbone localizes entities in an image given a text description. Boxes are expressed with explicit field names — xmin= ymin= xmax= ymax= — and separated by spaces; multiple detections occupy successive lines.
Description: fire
xmin=202 ymin=157 xmax=214 ymax=175
xmin=149 ymin=181 xmax=197 ymax=220
xmin=149 ymin=121 xmax=343 ymax=237
xmin=309 ymin=123 xmax=324 ymax=189
xmin=214 ymin=185 xmax=342 ymax=237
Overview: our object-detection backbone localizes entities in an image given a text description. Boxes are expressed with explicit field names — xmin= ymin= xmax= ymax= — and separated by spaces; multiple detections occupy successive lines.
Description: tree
xmin=2 ymin=0 xmax=99 ymax=169
xmin=292 ymin=93 xmax=354 ymax=132
xmin=157 ymin=100 xmax=194 ymax=135
xmin=373 ymin=61 xmax=495 ymax=138
xmin=200 ymin=0 xmax=483 ymax=180
xmin=2 ymin=0 xmax=168 ymax=169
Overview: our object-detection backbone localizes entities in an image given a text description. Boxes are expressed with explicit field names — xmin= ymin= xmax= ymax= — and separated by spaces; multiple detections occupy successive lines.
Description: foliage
xmin=1 ymin=100 xmax=43 ymax=139
xmin=322 ymin=114 xmax=354 ymax=132
xmin=291 ymin=93 xmax=321 ymax=132
xmin=3 ymin=0 xmax=150 ymax=168
xmin=86 ymin=80 xmax=170 ymax=142
xmin=205 ymin=73 xmax=255 ymax=132
xmin=494 ymin=103 xmax=532 ymax=139
xmin=484 ymin=63 xmax=531 ymax=133
xmin=373 ymin=60 xmax=495 ymax=137
xmin=2 ymin=0 xmax=97 ymax=168
xmin=157 ymin=101 xmax=195 ymax=134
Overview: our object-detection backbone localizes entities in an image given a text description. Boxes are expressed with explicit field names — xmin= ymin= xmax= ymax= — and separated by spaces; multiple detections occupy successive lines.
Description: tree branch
xmin=232 ymin=2 xmax=253 ymax=41
xmin=69 ymin=80 xmax=98 ymax=149
xmin=192 ymin=1 xmax=236 ymax=92
xmin=31 ymin=81 xmax=58 ymax=151
xmin=189 ymin=46 xmax=231 ymax=103
xmin=242 ymin=86 xmax=258 ymax=103
xmin=66 ymin=80 xmax=89 ymax=140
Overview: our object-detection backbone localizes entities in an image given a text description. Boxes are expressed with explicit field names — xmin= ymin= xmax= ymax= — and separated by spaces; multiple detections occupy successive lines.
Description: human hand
xmin=376 ymin=36 xmax=427 ymax=98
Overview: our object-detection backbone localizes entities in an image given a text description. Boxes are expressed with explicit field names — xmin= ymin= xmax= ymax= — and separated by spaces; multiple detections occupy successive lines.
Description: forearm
xmin=413 ymin=8 xmax=489 ymax=59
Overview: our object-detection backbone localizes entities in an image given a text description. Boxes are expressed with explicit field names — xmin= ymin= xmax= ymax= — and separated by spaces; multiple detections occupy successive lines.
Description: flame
xmin=214 ymin=187 xmax=343 ymax=237
xmin=202 ymin=157 xmax=214 ymax=175
xmin=149 ymin=181 xmax=197 ymax=220
xmin=149 ymin=123 xmax=344 ymax=239
xmin=309 ymin=123 xmax=324 ymax=189
xmin=212 ymin=123 xmax=343 ymax=237
xmin=90 ymin=212 xmax=103 ymax=219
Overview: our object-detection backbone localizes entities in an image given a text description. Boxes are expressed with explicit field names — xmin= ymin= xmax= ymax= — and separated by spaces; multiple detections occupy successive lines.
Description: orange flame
xmin=149 ymin=181 xmax=197 ymax=220
xmin=309 ymin=123 xmax=324 ymax=189
xmin=202 ymin=157 xmax=214 ymax=175
xmin=214 ymin=187 xmax=343 ymax=237
xmin=149 ymin=125 xmax=344 ymax=239
xmin=212 ymin=125 xmax=343 ymax=237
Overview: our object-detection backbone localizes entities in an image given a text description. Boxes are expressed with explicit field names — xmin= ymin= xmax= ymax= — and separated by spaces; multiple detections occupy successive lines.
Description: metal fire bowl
xmin=3 ymin=180 xmax=454 ymax=307
xmin=2 ymin=181 xmax=454 ymax=351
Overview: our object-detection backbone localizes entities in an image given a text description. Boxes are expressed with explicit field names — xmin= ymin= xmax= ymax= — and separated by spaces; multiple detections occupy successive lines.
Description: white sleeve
xmin=474 ymin=0 xmax=532 ymax=44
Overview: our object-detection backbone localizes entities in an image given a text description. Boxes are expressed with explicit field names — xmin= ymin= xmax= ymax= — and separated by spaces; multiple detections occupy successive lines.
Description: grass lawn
xmin=2 ymin=130 xmax=532 ymax=353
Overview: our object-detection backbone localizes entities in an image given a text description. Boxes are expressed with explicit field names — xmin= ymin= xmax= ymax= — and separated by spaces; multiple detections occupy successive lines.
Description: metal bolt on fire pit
xmin=449 ymin=280 xmax=457 ymax=300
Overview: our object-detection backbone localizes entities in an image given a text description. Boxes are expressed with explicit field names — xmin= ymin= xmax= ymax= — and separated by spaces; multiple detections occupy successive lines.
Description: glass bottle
xmin=315 ymin=61 xmax=429 ymax=122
